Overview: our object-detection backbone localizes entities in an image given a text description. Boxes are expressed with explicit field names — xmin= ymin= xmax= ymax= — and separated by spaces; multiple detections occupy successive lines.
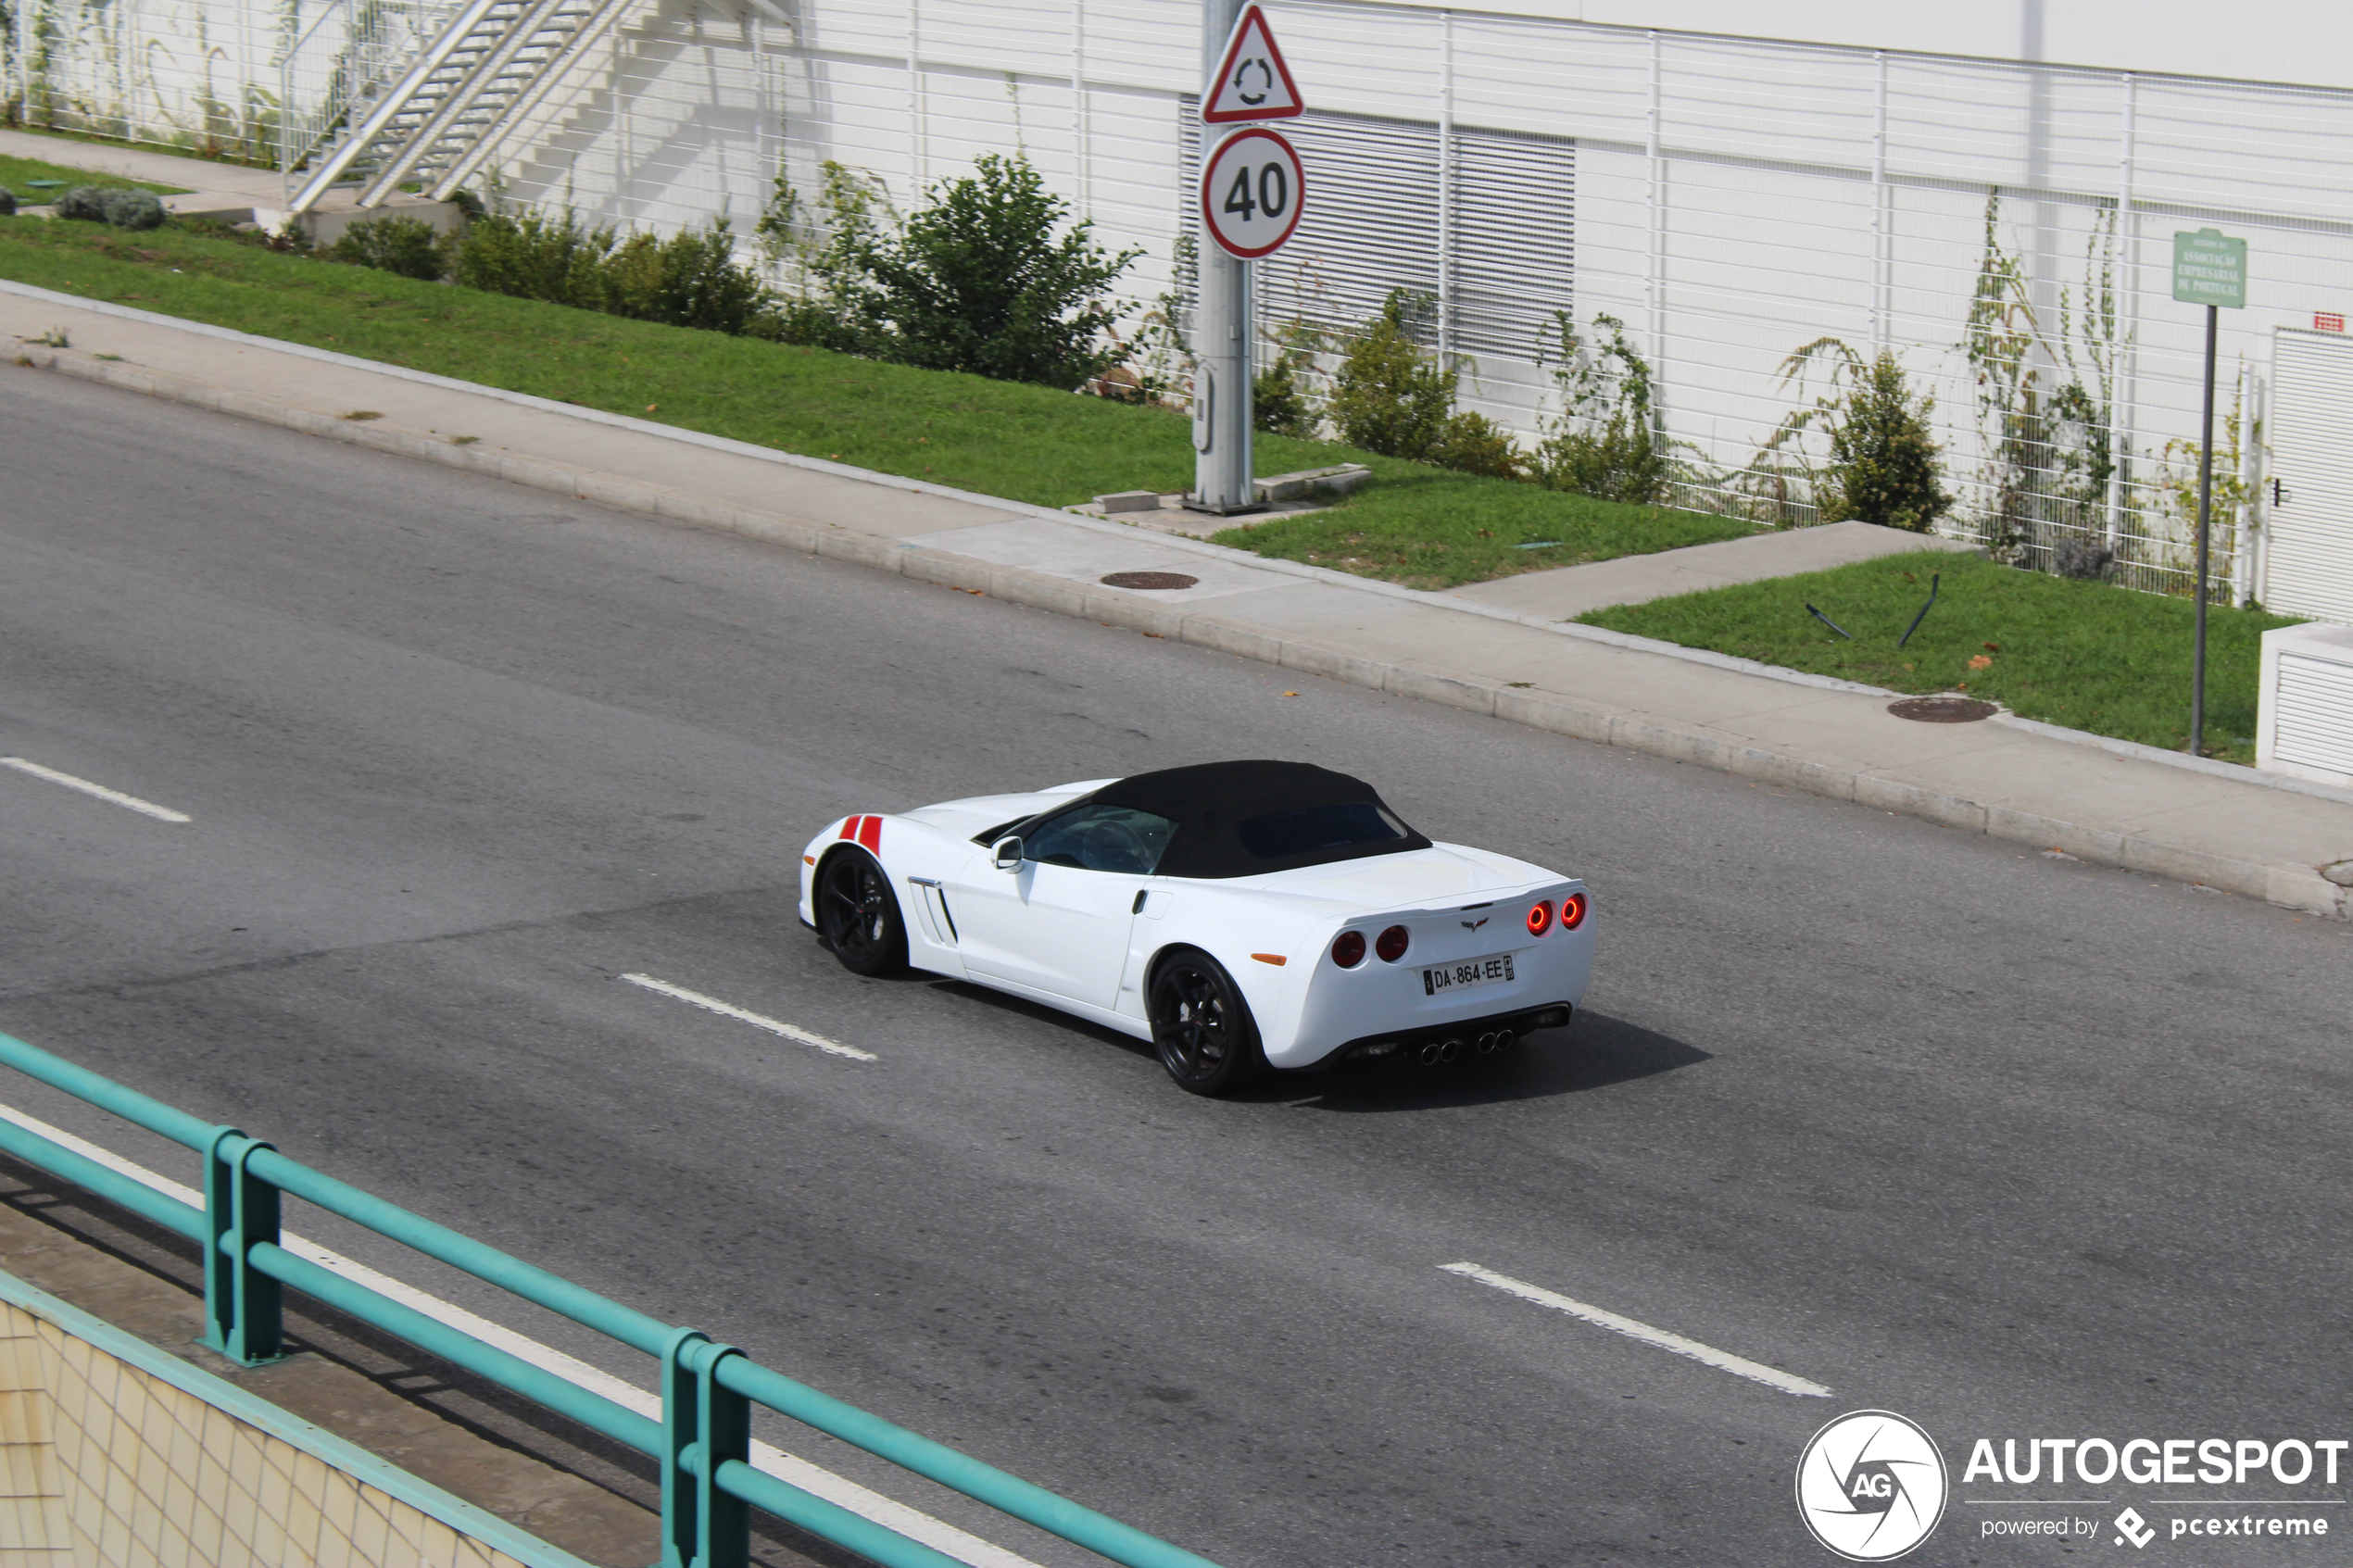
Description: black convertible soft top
xmin=1090 ymin=759 xmax=1431 ymax=879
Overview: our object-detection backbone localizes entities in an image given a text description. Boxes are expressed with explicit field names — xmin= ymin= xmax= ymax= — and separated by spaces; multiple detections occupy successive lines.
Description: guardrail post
xmin=201 ymin=1127 xmax=283 ymax=1365
xmin=662 ymin=1329 xmax=749 ymax=1568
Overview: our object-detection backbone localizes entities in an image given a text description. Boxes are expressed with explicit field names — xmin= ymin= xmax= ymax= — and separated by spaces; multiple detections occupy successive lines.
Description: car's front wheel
xmin=817 ymin=849 xmax=906 ymax=976
xmin=1148 ymin=950 xmax=1263 ymax=1096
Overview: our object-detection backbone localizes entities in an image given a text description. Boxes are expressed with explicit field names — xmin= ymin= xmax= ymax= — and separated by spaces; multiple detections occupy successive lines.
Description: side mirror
xmin=992 ymin=836 xmax=1024 ymax=871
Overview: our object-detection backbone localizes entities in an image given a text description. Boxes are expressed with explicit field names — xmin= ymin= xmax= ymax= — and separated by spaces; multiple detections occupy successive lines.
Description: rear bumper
xmin=1297 ymin=1002 xmax=1576 ymax=1070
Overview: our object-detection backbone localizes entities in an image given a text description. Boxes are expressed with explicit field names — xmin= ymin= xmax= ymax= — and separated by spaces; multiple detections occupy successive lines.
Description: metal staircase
xmin=281 ymin=0 xmax=641 ymax=215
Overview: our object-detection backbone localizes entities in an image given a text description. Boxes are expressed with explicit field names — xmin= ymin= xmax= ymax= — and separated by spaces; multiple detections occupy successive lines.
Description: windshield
xmin=1021 ymin=803 xmax=1176 ymax=875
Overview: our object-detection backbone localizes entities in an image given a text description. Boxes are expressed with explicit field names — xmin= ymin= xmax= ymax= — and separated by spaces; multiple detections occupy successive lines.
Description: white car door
xmin=954 ymin=803 xmax=1173 ymax=1007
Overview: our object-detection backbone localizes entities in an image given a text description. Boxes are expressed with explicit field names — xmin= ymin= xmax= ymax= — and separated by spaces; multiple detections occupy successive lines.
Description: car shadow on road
xmin=915 ymin=983 xmax=1706 ymax=1110
xmin=1265 ymin=1011 xmax=1709 ymax=1112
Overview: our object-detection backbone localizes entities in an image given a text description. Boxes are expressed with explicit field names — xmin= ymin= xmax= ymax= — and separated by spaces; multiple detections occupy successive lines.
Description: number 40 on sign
xmin=1202 ymin=126 xmax=1305 ymax=259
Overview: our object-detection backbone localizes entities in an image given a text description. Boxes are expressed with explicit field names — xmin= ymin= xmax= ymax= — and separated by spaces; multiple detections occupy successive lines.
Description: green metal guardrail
xmin=0 ymin=1030 xmax=1225 ymax=1568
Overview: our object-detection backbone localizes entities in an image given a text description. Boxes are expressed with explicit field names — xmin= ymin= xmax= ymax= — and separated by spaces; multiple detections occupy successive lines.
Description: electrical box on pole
xmin=1190 ymin=2 xmax=1305 ymax=516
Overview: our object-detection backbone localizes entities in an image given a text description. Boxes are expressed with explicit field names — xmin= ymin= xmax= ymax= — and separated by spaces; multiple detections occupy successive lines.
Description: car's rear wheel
xmin=818 ymin=849 xmax=906 ymax=976
xmin=1148 ymin=951 xmax=1263 ymax=1096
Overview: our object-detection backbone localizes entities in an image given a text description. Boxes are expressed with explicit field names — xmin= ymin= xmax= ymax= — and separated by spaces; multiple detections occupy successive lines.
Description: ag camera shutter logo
xmin=1796 ymin=1411 xmax=1950 ymax=1561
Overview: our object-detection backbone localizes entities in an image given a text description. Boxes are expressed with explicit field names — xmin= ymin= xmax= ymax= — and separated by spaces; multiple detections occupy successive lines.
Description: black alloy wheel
xmin=1148 ymin=951 xmax=1263 ymax=1096
xmin=817 ymin=849 xmax=907 ymax=976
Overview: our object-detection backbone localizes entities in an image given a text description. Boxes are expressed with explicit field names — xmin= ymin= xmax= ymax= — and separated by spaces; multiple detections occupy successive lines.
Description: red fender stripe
xmin=857 ymin=815 xmax=883 ymax=852
xmin=837 ymin=815 xmax=862 ymax=841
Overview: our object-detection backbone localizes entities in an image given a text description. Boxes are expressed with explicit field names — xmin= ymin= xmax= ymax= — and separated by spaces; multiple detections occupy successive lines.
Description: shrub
xmin=827 ymin=153 xmax=1139 ymax=387
xmin=1327 ymin=291 xmax=1530 ymax=478
xmin=1430 ymin=409 xmax=1527 ymax=480
xmin=1818 ymin=350 xmax=1953 ymax=533
xmin=599 ymin=220 xmax=772 ymax=336
xmin=1253 ymin=349 xmax=1316 ymax=436
xmin=100 ymin=189 xmax=167 ymax=231
xmin=1535 ymin=312 xmax=1665 ymax=503
xmin=53 ymin=186 xmax=113 ymax=223
xmin=53 ymin=185 xmax=168 ymax=230
xmin=323 ymin=214 xmax=447 ymax=280
xmin=450 ymin=207 xmax=776 ymax=335
xmin=1327 ymin=291 xmax=1453 ymax=459
xmin=451 ymin=207 xmax=618 ymax=309
xmin=757 ymin=161 xmax=887 ymax=351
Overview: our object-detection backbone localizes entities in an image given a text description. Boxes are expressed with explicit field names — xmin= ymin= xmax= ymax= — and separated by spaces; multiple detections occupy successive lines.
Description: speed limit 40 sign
xmin=1201 ymin=126 xmax=1305 ymax=259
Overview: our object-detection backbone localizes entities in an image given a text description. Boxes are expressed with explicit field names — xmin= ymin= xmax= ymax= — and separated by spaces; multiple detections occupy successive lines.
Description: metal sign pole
xmin=2192 ymin=300 xmax=2217 ymax=758
xmin=2171 ymin=226 xmax=2243 ymax=759
xmin=1192 ymin=0 xmax=1255 ymax=515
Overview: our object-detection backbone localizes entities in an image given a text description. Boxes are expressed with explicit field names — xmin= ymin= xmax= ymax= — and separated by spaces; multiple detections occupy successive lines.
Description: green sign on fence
xmin=2172 ymin=229 xmax=2246 ymax=309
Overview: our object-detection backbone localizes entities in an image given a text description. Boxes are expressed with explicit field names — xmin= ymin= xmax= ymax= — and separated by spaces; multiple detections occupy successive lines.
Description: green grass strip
xmin=0 ymin=154 xmax=186 ymax=195
xmin=0 ymin=218 xmax=1743 ymax=587
xmin=1577 ymin=550 xmax=2301 ymax=764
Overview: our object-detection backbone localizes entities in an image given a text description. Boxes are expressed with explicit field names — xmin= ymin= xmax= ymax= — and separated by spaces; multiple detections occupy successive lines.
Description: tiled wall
xmin=0 ymin=1299 xmax=529 ymax=1568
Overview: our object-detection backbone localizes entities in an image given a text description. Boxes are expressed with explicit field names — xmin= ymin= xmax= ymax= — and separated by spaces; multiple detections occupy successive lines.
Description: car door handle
xmin=1132 ymin=889 xmax=1148 ymax=914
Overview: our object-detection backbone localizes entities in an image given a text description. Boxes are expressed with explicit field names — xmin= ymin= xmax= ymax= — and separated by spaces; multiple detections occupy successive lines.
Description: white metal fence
xmin=9 ymin=0 xmax=2350 ymax=602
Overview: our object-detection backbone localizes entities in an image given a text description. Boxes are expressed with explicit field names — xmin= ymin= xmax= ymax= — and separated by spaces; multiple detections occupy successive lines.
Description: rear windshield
xmin=1236 ymin=801 xmax=1411 ymax=861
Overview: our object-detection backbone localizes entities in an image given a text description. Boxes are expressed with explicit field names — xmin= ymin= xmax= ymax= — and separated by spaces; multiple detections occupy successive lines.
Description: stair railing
xmin=277 ymin=0 xmax=454 ymax=206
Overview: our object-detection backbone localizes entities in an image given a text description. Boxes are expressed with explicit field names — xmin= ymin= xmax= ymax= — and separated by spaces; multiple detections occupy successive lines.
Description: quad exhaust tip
xmin=1409 ymin=1030 xmax=1519 ymax=1066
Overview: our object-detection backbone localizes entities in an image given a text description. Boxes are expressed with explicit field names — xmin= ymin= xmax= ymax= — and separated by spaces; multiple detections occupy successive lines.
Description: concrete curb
xmin=9 ymin=335 xmax=2345 ymax=922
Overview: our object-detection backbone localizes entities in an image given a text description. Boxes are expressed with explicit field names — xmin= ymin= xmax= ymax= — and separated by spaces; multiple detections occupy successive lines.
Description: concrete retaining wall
xmin=0 ymin=1273 xmax=560 ymax=1568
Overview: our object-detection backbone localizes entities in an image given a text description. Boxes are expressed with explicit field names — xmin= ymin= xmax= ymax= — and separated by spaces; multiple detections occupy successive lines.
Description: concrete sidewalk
xmin=0 ymin=128 xmax=283 ymax=223
xmin=3 ymin=277 xmax=2347 ymax=920
xmin=1446 ymin=518 xmax=1978 ymax=619
xmin=0 ymin=129 xmax=452 ymax=234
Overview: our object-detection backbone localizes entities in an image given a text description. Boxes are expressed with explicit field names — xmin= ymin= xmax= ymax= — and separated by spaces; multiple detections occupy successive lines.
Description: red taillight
xmin=1375 ymin=924 xmax=1411 ymax=963
xmin=1526 ymin=899 xmax=1554 ymax=936
xmin=1559 ymin=891 xmax=1588 ymax=930
xmin=1331 ymin=930 xmax=1366 ymax=968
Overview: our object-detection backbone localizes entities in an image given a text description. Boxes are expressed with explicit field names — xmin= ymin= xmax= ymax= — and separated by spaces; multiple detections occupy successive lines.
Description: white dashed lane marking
xmin=2 ymin=757 xmax=192 ymax=822
xmin=1441 ymin=1261 xmax=1832 ymax=1398
xmin=620 ymin=973 xmax=877 ymax=1061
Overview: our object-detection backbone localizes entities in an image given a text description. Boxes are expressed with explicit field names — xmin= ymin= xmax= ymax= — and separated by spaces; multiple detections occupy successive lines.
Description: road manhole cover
xmin=1101 ymin=571 xmax=1199 ymax=591
xmin=1888 ymin=695 xmax=1998 ymax=722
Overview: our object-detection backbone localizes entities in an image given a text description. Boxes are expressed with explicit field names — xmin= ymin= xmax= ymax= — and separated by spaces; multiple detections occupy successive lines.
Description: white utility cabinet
xmin=2258 ymin=621 xmax=2353 ymax=789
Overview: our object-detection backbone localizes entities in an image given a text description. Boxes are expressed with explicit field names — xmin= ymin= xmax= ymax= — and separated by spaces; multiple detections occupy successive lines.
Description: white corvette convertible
xmin=798 ymin=760 xmax=1593 ymax=1095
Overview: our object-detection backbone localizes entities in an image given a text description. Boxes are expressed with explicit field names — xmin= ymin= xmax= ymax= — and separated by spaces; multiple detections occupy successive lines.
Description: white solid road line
xmin=620 ymin=973 xmax=877 ymax=1061
xmin=0 ymin=1099 xmax=1041 ymax=1568
xmin=1441 ymin=1261 xmax=1833 ymax=1399
xmin=1 ymin=757 xmax=192 ymax=822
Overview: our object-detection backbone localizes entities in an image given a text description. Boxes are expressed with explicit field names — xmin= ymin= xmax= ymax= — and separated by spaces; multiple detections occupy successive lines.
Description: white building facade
xmin=11 ymin=0 xmax=2353 ymax=618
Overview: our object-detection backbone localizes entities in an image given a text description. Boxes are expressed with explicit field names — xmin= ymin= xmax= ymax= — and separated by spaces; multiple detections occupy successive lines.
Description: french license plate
xmin=1423 ymin=953 xmax=1514 ymax=996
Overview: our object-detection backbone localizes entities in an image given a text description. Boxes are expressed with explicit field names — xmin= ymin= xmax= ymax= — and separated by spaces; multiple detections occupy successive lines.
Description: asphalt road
xmin=3 ymin=370 xmax=2348 ymax=1568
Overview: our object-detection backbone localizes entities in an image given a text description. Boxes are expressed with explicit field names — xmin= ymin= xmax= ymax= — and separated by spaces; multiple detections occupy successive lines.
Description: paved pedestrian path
xmin=1447 ymin=519 xmax=1978 ymax=619
xmin=1 ymin=272 xmax=2346 ymax=920
xmin=0 ymin=128 xmax=283 ymax=222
